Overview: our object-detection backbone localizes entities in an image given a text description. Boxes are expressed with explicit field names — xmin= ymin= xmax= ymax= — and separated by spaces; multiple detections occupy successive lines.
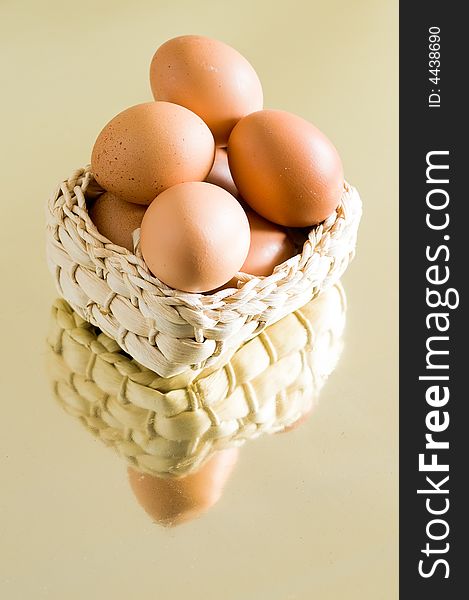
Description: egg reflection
xmin=128 ymin=448 xmax=239 ymax=526
xmin=46 ymin=282 xmax=346 ymax=524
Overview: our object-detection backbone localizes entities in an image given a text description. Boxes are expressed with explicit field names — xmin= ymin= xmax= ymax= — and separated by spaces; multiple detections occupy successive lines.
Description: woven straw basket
xmin=46 ymin=166 xmax=360 ymax=377
xmin=46 ymin=282 xmax=346 ymax=477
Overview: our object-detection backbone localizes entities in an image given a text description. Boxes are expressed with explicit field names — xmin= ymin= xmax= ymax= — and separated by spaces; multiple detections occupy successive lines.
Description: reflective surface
xmin=1 ymin=1 xmax=398 ymax=598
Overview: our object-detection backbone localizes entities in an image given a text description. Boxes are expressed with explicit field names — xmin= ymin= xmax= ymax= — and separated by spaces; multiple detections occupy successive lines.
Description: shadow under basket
xmin=46 ymin=166 xmax=361 ymax=377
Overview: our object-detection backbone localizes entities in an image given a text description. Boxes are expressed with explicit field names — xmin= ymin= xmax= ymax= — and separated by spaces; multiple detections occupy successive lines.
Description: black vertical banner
xmin=400 ymin=3 xmax=467 ymax=598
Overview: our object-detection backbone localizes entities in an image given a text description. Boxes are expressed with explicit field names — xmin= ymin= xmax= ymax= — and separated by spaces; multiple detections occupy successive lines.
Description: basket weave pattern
xmin=46 ymin=166 xmax=360 ymax=377
xmin=47 ymin=283 xmax=346 ymax=477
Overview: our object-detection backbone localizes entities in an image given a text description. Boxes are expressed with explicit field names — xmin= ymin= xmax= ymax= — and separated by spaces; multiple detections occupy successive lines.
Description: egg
xmin=218 ymin=210 xmax=296 ymax=290
xmin=242 ymin=210 xmax=296 ymax=276
xmin=127 ymin=448 xmax=239 ymax=526
xmin=91 ymin=101 xmax=215 ymax=205
xmin=228 ymin=109 xmax=344 ymax=227
xmin=150 ymin=35 xmax=263 ymax=146
xmin=205 ymin=148 xmax=238 ymax=198
xmin=89 ymin=191 xmax=146 ymax=252
xmin=140 ymin=182 xmax=250 ymax=292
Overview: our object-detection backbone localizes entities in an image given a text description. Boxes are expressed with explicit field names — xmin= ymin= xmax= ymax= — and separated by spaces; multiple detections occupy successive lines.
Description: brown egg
xmin=89 ymin=191 xmax=146 ymax=252
xmin=242 ymin=210 xmax=296 ymax=276
xmin=140 ymin=182 xmax=250 ymax=292
xmin=128 ymin=448 xmax=239 ymax=526
xmin=150 ymin=35 xmax=263 ymax=146
xmin=228 ymin=109 xmax=344 ymax=227
xmin=91 ymin=101 xmax=215 ymax=205
xmin=205 ymin=148 xmax=238 ymax=198
xmin=217 ymin=210 xmax=296 ymax=290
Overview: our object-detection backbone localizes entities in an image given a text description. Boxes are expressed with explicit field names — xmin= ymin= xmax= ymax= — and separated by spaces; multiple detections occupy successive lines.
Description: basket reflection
xmin=46 ymin=283 xmax=346 ymax=524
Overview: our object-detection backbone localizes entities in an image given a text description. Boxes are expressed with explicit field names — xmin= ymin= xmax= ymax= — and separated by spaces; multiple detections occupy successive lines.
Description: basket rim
xmin=47 ymin=165 xmax=362 ymax=312
xmin=46 ymin=165 xmax=361 ymax=376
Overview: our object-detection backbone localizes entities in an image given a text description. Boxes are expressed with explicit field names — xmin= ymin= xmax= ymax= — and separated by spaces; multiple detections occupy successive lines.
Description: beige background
xmin=0 ymin=1 xmax=398 ymax=599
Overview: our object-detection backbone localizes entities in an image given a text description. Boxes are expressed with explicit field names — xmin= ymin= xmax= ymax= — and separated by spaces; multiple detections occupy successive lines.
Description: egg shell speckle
xmin=91 ymin=101 xmax=215 ymax=205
